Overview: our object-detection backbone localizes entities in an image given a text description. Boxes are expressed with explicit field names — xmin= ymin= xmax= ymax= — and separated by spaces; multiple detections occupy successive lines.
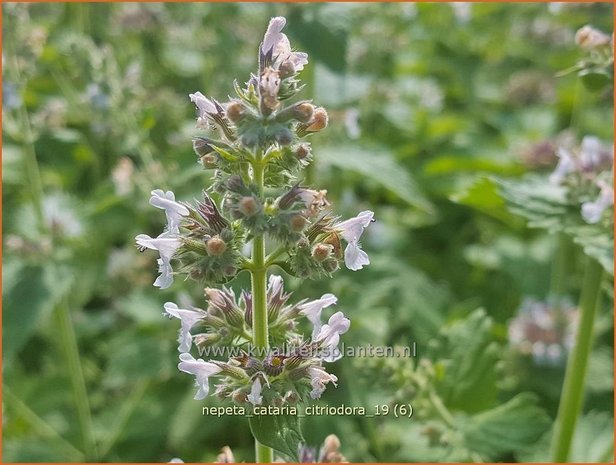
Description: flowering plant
xmin=135 ymin=16 xmax=373 ymax=462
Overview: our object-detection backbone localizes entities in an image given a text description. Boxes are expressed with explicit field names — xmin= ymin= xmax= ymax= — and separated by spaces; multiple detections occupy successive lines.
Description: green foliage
xmin=249 ymin=414 xmax=304 ymax=462
xmin=499 ymin=176 xmax=614 ymax=274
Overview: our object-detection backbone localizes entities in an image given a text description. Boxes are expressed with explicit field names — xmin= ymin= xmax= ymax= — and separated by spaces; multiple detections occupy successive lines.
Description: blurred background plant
xmin=2 ymin=2 xmax=613 ymax=462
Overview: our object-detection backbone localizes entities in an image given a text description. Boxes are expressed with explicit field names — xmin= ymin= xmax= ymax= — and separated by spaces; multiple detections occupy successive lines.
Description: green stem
xmin=551 ymin=258 xmax=603 ymax=462
xmin=251 ymin=153 xmax=274 ymax=463
xmin=550 ymin=233 xmax=572 ymax=303
xmin=56 ymin=301 xmax=99 ymax=460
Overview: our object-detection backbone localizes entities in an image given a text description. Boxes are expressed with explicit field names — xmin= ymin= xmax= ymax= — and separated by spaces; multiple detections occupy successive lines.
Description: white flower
xmin=149 ymin=189 xmax=189 ymax=234
xmin=261 ymin=16 xmax=308 ymax=73
xmin=135 ymin=233 xmax=181 ymax=289
xmin=168 ymin=459 xmax=184 ymax=463
xmin=308 ymin=366 xmax=338 ymax=399
xmin=247 ymin=378 xmax=263 ymax=406
xmin=335 ymin=210 xmax=374 ymax=271
xmin=581 ymin=181 xmax=613 ymax=224
xmin=267 ymin=274 xmax=284 ymax=297
xmin=189 ymin=91 xmax=217 ymax=127
xmin=549 ymin=148 xmax=576 ymax=185
xmin=261 ymin=17 xmax=286 ymax=56
xmin=579 ymin=136 xmax=613 ymax=172
xmin=164 ymin=302 xmax=206 ymax=352
xmin=298 ymin=293 xmax=338 ymax=338
xmin=178 ymin=353 xmax=221 ymax=400
xmin=313 ymin=311 xmax=350 ymax=362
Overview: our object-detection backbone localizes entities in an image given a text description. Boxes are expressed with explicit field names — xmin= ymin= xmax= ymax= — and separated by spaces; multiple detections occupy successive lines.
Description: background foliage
xmin=3 ymin=2 xmax=613 ymax=462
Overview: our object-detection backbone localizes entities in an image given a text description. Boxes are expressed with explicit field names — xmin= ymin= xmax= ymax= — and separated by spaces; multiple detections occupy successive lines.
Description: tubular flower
xmin=164 ymin=302 xmax=206 ymax=352
xmin=178 ymin=353 xmax=222 ymax=400
xmin=135 ymin=233 xmax=182 ymax=289
xmin=335 ymin=210 xmax=375 ymax=271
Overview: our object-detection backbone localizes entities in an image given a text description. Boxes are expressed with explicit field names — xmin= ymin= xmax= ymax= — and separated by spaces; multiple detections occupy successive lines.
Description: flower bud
xmin=199 ymin=154 xmax=218 ymax=169
xmin=284 ymin=391 xmax=300 ymax=405
xmin=184 ymin=238 xmax=209 ymax=255
xmin=193 ymin=137 xmax=215 ymax=157
xmin=232 ymin=389 xmax=248 ymax=404
xmin=307 ymin=107 xmax=328 ymax=132
xmin=225 ymin=175 xmax=245 ymax=192
xmin=575 ymin=25 xmax=611 ymax=50
xmin=275 ymin=102 xmax=314 ymax=124
xmin=322 ymin=258 xmax=340 ymax=273
xmin=295 ymin=143 xmax=312 ymax=161
xmin=215 ymin=362 xmax=249 ymax=379
xmin=293 ymin=102 xmax=315 ymax=123
xmin=206 ymin=236 xmax=227 ymax=256
xmin=275 ymin=128 xmax=294 ymax=146
xmin=290 ymin=214 xmax=308 ymax=232
xmin=225 ymin=101 xmax=246 ymax=123
xmin=223 ymin=265 xmax=237 ymax=277
xmin=239 ymin=196 xmax=260 ymax=217
xmin=189 ymin=268 xmax=204 ymax=280
xmin=279 ymin=59 xmax=296 ymax=79
xmin=312 ymin=243 xmax=333 ymax=262
xmin=194 ymin=332 xmax=222 ymax=351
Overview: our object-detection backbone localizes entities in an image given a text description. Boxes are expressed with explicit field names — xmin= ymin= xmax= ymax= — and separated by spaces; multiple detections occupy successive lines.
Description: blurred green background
xmin=2 ymin=2 xmax=614 ymax=462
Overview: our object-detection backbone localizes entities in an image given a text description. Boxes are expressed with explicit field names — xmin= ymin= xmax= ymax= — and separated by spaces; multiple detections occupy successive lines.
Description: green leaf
xmin=451 ymin=176 xmax=519 ymax=225
xmin=498 ymin=176 xmax=614 ymax=275
xmin=518 ymin=411 xmax=614 ymax=463
xmin=319 ymin=144 xmax=434 ymax=213
xmin=3 ymin=263 xmax=73 ymax=362
xmin=460 ymin=393 xmax=550 ymax=460
xmin=249 ymin=414 xmax=304 ymax=462
xmin=430 ymin=309 xmax=499 ymax=413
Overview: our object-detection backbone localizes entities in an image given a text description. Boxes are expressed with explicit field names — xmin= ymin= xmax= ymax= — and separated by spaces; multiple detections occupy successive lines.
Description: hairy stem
xmin=551 ymin=257 xmax=603 ymax=462
xmin=251 ymin=152 xmax=274 ymax=463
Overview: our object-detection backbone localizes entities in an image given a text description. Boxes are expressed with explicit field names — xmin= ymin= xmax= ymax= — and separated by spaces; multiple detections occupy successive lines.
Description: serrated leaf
xmin=460 ymin=393 xmax=550 ymax=460
xmin=319 ymin=145 xmax=434 ymax=213
xmin=249 ymin=414 xmax=303 ymax=461
xmin=450 ymin=176 xmax=519 ymax=225
xmin=499 ymin=176 xmax=614 ymax=275
xmin=430 ymin=309 xmax=499 ymax=412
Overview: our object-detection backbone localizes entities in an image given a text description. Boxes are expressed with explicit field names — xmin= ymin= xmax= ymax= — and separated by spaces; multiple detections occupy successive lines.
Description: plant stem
xmin=251 ymin=152 xmax=274 ymax=463
xmin=551 ymin=257 xmax=603 ymax=462
xmin=550 ymin=233 xmax=572 ymax=304
xmin=56 ymin=301 xmax=99 ymax=460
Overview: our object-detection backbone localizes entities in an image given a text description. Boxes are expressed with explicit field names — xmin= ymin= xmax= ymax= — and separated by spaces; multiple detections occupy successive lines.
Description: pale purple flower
xmin=178 ymin=353 xmax=222 ymax=400
xmin=581 ymin=181 xmax=613 ymax=223
xmin=247 ymin=377 xmax=263 ymax=406
xmin=135 ymin=233 xmax=181 ymax=289
xmin=308 ymin=366 xmax=338 ymax=399
xmin=335 ymin=210 xmax=374 ymax=271
xmin=549 ymin=148 xmax=576 ymax=185
xmin=579 ymin=136 xmax=613 ymax=172
xmin=313 ymin=311 xmax=350 ymax=362
xmin=164 ymin=302 xmax=206 ymax=352
xmin=261 ymin=16 xmax=308 ymax=73
xmin=298 ymin=293 xmax=338 ymax=338
xmin=189 ymin=91 xmax=217 ymax=128
xmin=267 ymin=274 xmax=284 ymax=298
xmin=261 ymin=17 xmax=286 ymax=56
xmin=149 ymin=189 xmax=189 ymax=234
